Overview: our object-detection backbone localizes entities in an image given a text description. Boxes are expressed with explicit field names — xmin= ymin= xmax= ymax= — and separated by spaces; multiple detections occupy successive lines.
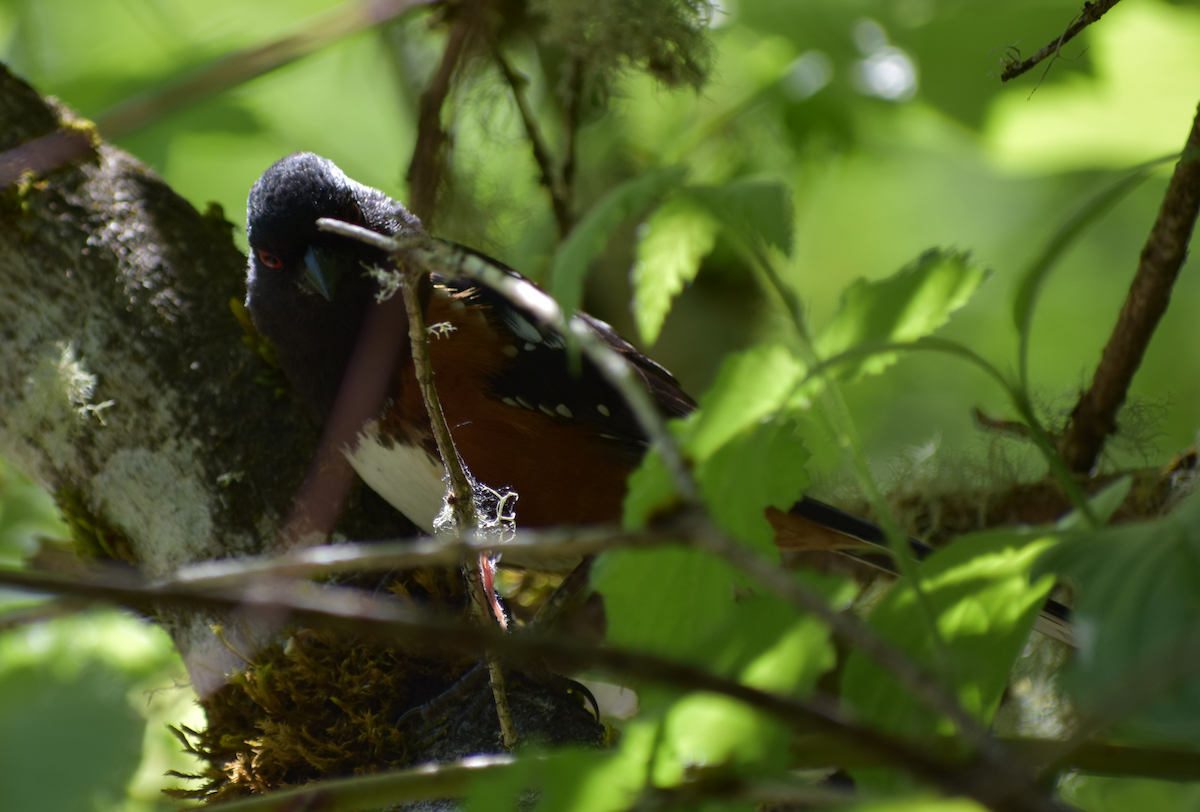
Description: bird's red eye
xmin=345 ymin=201 xmax=363 ymax=224
xmin=257 ymin=250 xmax=283 ymax=269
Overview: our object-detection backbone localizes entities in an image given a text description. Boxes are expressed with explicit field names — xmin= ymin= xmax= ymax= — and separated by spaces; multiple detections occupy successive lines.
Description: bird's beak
xmin=302 ymin=245 xmax=342 ymax=301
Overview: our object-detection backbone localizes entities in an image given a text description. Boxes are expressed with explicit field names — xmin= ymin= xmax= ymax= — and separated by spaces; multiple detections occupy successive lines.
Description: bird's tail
xmin=774 ymin=497 xmax=1075 ymax=646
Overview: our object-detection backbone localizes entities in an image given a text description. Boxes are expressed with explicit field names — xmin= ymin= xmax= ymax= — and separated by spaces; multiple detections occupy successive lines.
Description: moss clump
xmin=169 ymin=628 xmax=475 ymax=802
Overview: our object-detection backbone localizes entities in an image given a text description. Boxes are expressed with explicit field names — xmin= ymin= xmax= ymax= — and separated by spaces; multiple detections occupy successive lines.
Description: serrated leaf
xmin=631 ymin=196 xmax=718 ymax=345
xmin=816 ymin=249 xmax=987 ymax=382
xmin=842 ymin=529 xmax=1057 ymax=738
xmin=1035 ymin=491 xmax=1200 ymax=745
xmin=549 ymin=166 xmax=688 ymax=315
xmin=686 ymin=180 xmax=795 ymax=255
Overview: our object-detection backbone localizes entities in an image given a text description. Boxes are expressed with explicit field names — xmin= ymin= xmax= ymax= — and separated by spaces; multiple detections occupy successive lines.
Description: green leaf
xmin=682 ymin=344 xmax=806 ymax=460
xmin=815 ymin=249 xmax=988 ymax=382
xmin=1035 ymin=490 xmax=1200 ymax=745
xmin=696 ymin=415 xmax=809 ymax=554
xmin=631 ymin=196 xmax=718 ymax=345
xmin=591 ymin=546 xmax=741 ymax=661
xmin=842 ymin=528 xmax=1057 ymax=738
xmin=465 ymin=757 xmax=535 ymax=812
xmin=533 ymin=724 xmax=657 ymax=812
xmin=549 ymin=166 xmax=688 ymax=315
xmin=1056 ymin=475 xmax=1133 ymax=531
xmin=621 ymin=345 xmax=809 ymax=551
xmin=686 ymin=180 xmax=795 ymax=255
xmin=1012 ymin=166 xmax=1155 ymax=382
xmin=650 ymin=577 xmax=852 ymax=785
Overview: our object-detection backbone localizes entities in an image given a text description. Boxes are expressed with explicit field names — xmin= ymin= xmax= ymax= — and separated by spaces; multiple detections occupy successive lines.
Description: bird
xmin=245 ymin=152 xmax=1074 ymax=645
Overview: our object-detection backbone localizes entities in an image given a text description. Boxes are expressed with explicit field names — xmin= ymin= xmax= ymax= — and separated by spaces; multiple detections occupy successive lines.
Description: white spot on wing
xmin=556 ymin=404 xmax=573 ymax=418
xmin=502 ymin=345 xmax=518 ymax=357
xmin=502 ymin=397 xmax=519 ymax=407
xmin=597 ymin=404 xmax=611 ymax=417
xmin=523 ymin=342 xmax=536 ymax=352
xmin=345 ymin=420 xmax=445 ymax=533
xmin=538 ymin=404 xmax=556 ymax=417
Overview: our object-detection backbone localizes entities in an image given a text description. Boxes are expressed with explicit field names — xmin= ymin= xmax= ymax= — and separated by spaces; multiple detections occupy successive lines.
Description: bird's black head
xmin=245 ymin=152 xmax=423 ymax=418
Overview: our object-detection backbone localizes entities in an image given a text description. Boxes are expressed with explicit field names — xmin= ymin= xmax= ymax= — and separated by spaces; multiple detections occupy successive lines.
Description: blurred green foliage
xmin=4 ymin=0 xmax=1200 ymax=809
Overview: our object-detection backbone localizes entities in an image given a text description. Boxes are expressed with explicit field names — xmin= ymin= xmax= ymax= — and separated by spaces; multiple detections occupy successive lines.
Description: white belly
xmin=345 ymin=420 xmax=446 ymax=533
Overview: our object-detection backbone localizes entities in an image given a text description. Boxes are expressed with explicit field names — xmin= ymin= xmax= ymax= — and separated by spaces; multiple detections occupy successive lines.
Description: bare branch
xmin=999 ymin=0 xmax=1123 ymax=83
xmin=1062 ymin=107 xmax=1200 ymax=472
xmin=406 ymin=11 xmax=476 ymax=226
xmin=96 ymin=0 xmax=432 ymax=139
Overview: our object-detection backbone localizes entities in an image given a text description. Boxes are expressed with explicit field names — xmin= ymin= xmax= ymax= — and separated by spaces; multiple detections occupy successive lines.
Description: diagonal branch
xmin=406 ymin=10 xmax=477 ymax=227
xmin=999 ymin=0 xmax=1123 ymax=83
xmin=96 ymin=0 xmax=432 ymax=139
xmin=1061 ymin=106 xmax=1200 ymax=472
xmin=493 ymin=48 xmax=573 ymax=236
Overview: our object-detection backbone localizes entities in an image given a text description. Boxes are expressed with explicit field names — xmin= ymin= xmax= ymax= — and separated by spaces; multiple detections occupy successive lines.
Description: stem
xmin=493 ymin=47 xmax=572 ymax=236
xmin=1060 ymin=110 xmax=1200 ymax=473
xmin=999 ymin=0 xmax=1124 ymax=83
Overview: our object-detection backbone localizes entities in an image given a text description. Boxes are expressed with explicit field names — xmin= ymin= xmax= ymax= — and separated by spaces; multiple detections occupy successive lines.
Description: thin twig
xmin=493 ymin=48 xmax=572 ymax=236
xmin=999 ymin=0 xmax=1123 ymax=83
xmin=406 ymin=10 xmax=475 ymax=226
xmin=561 ymin=56 xmax=584 ymax=201
xmin=394 ymin=258 xmax=517 ymax=747
xmin=172 ymin=522 xmax=684 ymax=586
xmin=1061 ymin=107 xmax=1200 ymax=472
xmin=278 ymin=291 xmax=411 ymax=550
xmin=397 ymin=267 xmax=478 ymax=530
xmin=0 ymin=129 xmax=96 ymax=188
xmin=95 ymin=0 xmax=431 ymax=139
xmin=206 ymin=754 xmax=517 ymax=812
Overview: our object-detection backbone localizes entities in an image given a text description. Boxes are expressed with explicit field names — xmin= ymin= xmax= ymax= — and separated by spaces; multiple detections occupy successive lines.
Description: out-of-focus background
xmin=1 ymin=1 xmax=1198 ymax=809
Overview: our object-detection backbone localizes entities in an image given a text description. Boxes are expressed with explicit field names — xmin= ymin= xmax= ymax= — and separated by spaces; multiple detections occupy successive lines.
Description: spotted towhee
xmin=245 ymin=152 xmax=1073 ymax=644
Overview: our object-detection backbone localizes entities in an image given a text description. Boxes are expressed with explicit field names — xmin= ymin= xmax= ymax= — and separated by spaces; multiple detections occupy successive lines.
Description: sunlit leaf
xmin=655 ymin=692 xmax=788 ymax=783
xmin=631 ymin=196 xmax=718 ymax=345
xmin=816 ymin=249 xmax=987 ymax=382
xmin=465 ymin=756 xmax=535 ymax=812
xmin=696 ymin=415 xmax=809 ymax=554
xmin=1035 ymin=491 xmax=1200 ymax=745
xmin=651 ymin=579 xmax=852 ymax=785
xmin=622 ymin=345 xmax=808 ymax=556
xmin=533 ymin=722 xmax=657 ymax=812
xmin=682 ymin=344 xmax=806 ymax=460
xmin=686 ymin=179 xmax=795 ymax=255
xmin=1056 ymin=475 xmax=1133 ymax=531
xmin=1061 ymin=773 xmax=1200 ymax=812
xmin=842 ymin=528 xmax=1057 ymax=738
xmin=549 ymin=166 xmax=688 ymax=315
